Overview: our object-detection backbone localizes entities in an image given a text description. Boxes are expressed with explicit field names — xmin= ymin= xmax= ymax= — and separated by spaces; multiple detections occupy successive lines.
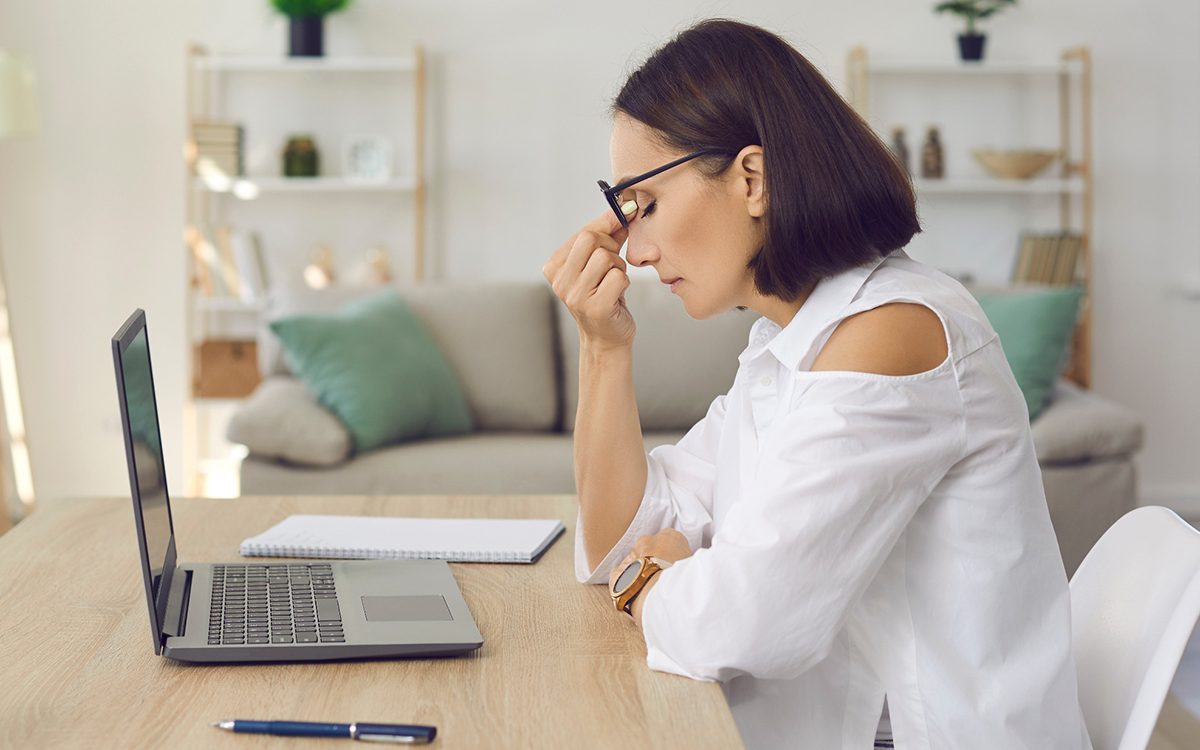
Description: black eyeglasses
xmin=598 ymin=148 xmax=739 ymax=228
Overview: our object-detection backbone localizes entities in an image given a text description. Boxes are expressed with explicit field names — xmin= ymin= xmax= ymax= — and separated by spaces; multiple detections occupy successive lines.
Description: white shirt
xmin=577 ymin=251 xmax=1093 ymax=750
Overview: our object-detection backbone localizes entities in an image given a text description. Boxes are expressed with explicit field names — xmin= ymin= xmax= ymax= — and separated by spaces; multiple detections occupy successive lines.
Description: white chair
xmin=1070 ymin=505 xmax=1200 ymax=750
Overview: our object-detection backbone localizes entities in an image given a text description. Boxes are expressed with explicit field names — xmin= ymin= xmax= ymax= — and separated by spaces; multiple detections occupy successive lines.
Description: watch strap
xmin=612 ymin=556 xmax=671 ymax=614
xmin=621 ymin=567 xmax=663 ymax=614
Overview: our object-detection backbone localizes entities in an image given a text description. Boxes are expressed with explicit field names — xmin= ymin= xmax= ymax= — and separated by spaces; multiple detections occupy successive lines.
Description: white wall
xmin=0 ymin=0 xmax=1197 ymax=508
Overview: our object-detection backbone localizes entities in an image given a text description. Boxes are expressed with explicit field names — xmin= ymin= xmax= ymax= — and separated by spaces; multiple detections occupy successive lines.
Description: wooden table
xmin=0 ymin=495 xmax=743 ymax=749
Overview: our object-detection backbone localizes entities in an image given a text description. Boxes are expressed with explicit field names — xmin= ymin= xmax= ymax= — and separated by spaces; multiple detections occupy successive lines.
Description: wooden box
xmin=193 ymin=339 xmax=261 ymax=399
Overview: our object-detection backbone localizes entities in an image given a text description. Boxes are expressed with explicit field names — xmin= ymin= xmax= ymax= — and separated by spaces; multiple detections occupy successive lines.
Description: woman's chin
xmin=678 ymin=292 xmax=725 ymax=321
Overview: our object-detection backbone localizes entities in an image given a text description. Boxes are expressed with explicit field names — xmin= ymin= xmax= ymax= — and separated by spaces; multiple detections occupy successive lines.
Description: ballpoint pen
xmin=211 ymin=720 xmax=437 ymax=744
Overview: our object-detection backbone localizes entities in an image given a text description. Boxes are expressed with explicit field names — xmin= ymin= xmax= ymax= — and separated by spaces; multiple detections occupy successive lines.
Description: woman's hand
xmin=543 ymin=206 xmax=636 ymax=351
xmin=610 ymin=528 xmax=694 ymax=627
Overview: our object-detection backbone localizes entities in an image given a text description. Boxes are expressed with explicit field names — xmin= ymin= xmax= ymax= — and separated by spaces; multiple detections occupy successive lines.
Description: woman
xmin=542 ymin=19 xmax=1091 ymax=750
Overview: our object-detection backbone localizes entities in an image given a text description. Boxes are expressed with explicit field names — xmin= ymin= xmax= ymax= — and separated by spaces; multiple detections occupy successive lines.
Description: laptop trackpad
xmin=362 ymin=595 xmax=453 ymax=622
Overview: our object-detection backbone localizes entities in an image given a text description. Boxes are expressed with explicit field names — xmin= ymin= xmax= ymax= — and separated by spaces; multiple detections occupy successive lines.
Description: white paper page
xmin=240 ymin=515 xmax=565 ymax=563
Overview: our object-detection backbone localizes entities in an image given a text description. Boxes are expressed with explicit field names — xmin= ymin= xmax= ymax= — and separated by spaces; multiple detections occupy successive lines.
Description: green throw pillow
xmin=270 ymin=290 xmax=474 ymax=453
xmin=972 ymin=285 xmax=1084 ymax=421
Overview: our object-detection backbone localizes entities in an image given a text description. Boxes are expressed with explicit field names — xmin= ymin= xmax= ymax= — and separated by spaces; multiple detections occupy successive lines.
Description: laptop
xmin=112 ymin=309 xmax=483 ymax=663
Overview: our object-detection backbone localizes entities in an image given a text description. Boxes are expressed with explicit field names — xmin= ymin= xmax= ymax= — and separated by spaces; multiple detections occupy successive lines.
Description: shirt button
xmin=760 ymin=375 xmax=772 ymax=386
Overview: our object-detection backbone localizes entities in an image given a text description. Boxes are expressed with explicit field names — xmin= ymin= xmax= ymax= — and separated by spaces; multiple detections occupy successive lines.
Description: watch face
xmin=614 ymin=560 xmax=643 ymax=595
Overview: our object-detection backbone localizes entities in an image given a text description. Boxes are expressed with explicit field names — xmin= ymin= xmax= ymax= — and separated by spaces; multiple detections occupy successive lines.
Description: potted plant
xmin=271 ymin=0 xmax=353 ymax=57
xmin=934 ymin=0 xmax=1017 ymax=62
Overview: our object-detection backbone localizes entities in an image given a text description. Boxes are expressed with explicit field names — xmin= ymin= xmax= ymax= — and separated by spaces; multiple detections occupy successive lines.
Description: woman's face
xmin=609 ymin=114 xmax=767 ymax=321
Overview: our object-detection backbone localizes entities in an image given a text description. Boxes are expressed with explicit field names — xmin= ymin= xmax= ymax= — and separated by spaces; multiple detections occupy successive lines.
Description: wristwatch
xmin=611 ymin=556 xmax=671 ymax=614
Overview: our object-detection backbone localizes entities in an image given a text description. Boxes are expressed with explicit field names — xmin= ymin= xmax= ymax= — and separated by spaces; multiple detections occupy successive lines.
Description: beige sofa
xmin=231 ymin=280 xmax=1143 ymax=577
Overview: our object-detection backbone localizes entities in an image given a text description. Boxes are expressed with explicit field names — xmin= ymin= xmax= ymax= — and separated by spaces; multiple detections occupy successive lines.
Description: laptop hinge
xmin=162 ymin=567 xmax=192 ymax=642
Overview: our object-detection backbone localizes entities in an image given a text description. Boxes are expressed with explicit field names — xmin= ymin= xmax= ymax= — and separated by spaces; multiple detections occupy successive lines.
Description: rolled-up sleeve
xmin=575 ymin=392 xmax=729 ymax=584
xmin=641 ymin=368 xmax=967 ymax=681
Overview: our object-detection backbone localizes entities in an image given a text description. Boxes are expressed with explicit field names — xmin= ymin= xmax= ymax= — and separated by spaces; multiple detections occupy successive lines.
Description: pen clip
xmin=350 ymin=723 xmax=431 ymax=745
xmin=357 ymin=734 xmax=421 ymax=744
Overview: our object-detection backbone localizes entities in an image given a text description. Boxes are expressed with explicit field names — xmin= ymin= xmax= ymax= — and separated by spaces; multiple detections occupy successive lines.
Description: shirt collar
xmin=739 ymin=252 xmax=894 ymax=372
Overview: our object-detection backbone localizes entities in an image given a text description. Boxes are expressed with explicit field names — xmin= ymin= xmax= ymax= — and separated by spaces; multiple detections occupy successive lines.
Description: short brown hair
xmin=613 ymin=19 xmax=920 ymax=302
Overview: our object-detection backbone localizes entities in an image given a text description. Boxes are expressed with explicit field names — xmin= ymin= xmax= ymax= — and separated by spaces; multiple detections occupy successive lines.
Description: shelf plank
xmin=193 ymin=298 xmax=265 ymax=313
xmin=914 ymin=177 xmax=1085 ymax=194
xmin=194 ymin=56 xmax=417 ymax=73
xmin=867 ymin=60 xmax=1070 ymax=76
xmin=194 ymin=176 xmax=418 ymax=193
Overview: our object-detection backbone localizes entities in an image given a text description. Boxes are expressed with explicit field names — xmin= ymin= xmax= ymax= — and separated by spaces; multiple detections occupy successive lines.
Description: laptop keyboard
xmin=208 ymin=563 xmax=344 ymax=646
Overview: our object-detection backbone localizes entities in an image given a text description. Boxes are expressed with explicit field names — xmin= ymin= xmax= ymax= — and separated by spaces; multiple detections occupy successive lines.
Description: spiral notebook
xmin=240 ymin=515 xmax=566 ymax=564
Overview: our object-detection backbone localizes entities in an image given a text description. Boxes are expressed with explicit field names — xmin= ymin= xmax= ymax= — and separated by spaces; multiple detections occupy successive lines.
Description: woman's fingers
xmin=545 ymin=227 xmax=609 ymax=293
xmin=632 ymin=535 xmax=650 ymax=557
xmin=544 ymin=207 xmax=637 ymax=350
xmin=543 ymin=208 xmax=629 ymax=283
xmin=570 ymin=243 xmax=626 ymax=304
xmin=593 ymin=267 xmax=631 ymax=316
xmin=631 ymin=528 xmax=693 ymax=563
xmin=557 ymin=230 xmax=622 ymax=293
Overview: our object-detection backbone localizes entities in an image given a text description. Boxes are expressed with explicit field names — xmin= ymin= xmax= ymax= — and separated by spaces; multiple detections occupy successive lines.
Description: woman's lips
xmin=664 ymin=278 xmax=682 ymax=292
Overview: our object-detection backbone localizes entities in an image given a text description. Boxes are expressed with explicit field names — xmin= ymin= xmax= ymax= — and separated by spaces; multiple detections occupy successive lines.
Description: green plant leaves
xmin=271 ymin=0 xmax=352 ymax=17
xmin=932 ymin=0 xmax=1016 ymax=21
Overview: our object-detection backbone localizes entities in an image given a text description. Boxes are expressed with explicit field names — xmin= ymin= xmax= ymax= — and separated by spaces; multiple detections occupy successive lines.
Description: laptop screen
xmin=113 ymin=312 xmax=176 ymax=652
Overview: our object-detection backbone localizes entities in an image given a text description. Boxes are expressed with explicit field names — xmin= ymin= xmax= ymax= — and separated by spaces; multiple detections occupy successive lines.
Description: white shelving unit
xmin=913 ymin=177 xmax=1085 ymax=194
xmin=864 ymin=60 xmax=1067 ymax=76
xmin=193 ymin=176 xmax=418 ymax=193
xmin=193 ymin=56 xmax=419 ymax=73
xmin=182 ymin=45 xmax=429 ymax=496
xmin=846 ymin=46 xmax=1093 ymax=387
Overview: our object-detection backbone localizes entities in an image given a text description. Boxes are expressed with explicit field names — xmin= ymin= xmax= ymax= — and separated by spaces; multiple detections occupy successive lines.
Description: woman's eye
xmin=640 ymin=200 xmax=657 ymax=219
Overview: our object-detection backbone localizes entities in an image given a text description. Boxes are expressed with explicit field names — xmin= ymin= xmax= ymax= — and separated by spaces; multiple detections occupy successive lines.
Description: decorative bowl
xmin=972 ymin=150 xmax=1058 ymax=180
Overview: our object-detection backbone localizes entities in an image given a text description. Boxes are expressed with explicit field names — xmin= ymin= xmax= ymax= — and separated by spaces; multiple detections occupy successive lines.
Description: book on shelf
xmin=191 ymin=119 xmax=242 ymax=139
xmin=185 ymin=225 xmax=232 ymax=298
xmin=1013 ymin=234 xmax=1035 ymax=282
xmin=189 ymin=120 xmax=244 ymax=177
xmin=186 ymin=224 xmax=271 ymax=304
xmin=1012 ymin=232 xmax=1082 ymax=286
xmin=1037 ymin=235 xmax=1058 ymax=283
xmin=185 ymin=226 xmax=214 ymax=296
xmin=192 ymin=122 xmax=240 ymax=139
xmin=213 ymin=225 xmax=245 ymax=299
xmin=196 ymin=155 xmax=242 ymax=178
xmin=187 ymin=226 xmax=231 ymax=296
xmin=1051 ymin=234 xmax=1082 ymax=285
xmin=229 ymin=229 xmax=269 ymax=302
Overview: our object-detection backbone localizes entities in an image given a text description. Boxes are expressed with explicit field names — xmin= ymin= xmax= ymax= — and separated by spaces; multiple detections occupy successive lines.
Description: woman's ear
xmin=734 ymin=145 xmax=766 ymax=218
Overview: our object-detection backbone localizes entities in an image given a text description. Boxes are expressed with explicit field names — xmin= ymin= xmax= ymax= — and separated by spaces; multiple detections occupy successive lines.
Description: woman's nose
xmin=624 ymin=231 xmax=658 ymax=268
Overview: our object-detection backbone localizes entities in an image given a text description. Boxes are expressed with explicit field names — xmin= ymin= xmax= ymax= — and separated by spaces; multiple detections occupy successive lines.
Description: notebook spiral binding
xmin=238 ymin=516 xmax=564 ymax=564
xmin=240 ymin=544 xmax=529 ymax=564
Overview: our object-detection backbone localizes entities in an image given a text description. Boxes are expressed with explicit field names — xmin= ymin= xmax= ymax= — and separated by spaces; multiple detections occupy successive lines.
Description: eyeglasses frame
xmin=597 ymin=147 xmax=740 ymax=229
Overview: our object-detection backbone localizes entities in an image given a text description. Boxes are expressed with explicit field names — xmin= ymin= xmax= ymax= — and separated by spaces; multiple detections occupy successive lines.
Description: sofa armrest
xmin=227 ymin=376 xmax=352 ymax=467
xmin=1031 ymin=380 xmax=1144 ymax=465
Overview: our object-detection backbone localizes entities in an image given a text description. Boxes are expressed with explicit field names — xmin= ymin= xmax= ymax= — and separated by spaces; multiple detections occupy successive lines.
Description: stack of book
xmin=190 ymin=120 xmax=244 ymax=177
xmin=1012 ymin=232 xmax=1083 ymax=285
xmin=185 ymin=223 xmax=269 ymax=301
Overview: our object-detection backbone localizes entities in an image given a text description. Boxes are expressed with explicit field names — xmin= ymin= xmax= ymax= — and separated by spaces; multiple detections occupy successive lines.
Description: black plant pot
xmin=289 ymin=16 xmax=324 ymax=57
xmin=957 ymin=33 xmax=986 ymax=61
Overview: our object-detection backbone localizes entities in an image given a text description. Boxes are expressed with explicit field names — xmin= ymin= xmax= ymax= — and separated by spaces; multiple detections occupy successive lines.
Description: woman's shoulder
xmin=811 ymin=302 xmax=947 ymax=376
xmin=841 ymin=252 xmax=999 ymax=365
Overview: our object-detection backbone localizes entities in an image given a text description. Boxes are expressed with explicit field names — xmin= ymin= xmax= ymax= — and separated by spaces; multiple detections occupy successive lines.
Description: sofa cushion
xmin=971 ymin=285 xmax=1084 ymax=420
xmin=227 ymin=376 xmax=352 ymax=466
xmin=239 ymin=430 xmax=686 ymax=496
xmin=1031 ymin=380 xmax=1144 ymax=464
xmin=259 ymin=284 xmax=373 ymax=377
xmin=259 ymin=282 xmax=559 ymax=431
xmin=400 ymin=282 xmax=559 ymax=431
xmin=557 ymin=278 xmax=758 ymax=432
xmin=270 ymin=290 xmax=474 ymax=453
